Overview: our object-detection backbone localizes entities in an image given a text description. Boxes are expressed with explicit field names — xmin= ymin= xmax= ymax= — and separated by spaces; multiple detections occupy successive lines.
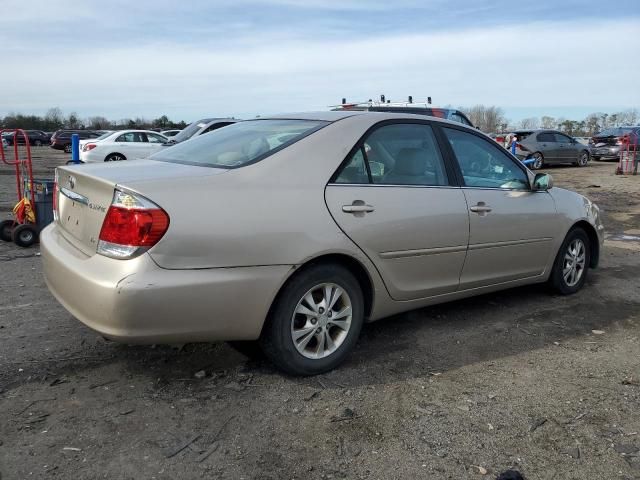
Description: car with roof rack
xmin=332 ymin=95 xmax=474 ymax=128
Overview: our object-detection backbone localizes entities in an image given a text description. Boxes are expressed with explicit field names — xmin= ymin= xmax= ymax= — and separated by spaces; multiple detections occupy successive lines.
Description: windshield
xmin=150 ymin=119 xmax=328 ymax=168
xmin=171 ymin=119 xmax=214 ymax=143
xmin=596 ymin=127 xmax=635 ymax=137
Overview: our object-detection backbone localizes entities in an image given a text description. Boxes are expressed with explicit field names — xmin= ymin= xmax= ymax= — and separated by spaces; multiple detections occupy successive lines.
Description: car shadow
xmin=3 ymin=269 xmax=636 ymax=393
xmin=99 ymin=271 xmax=637 ymax=390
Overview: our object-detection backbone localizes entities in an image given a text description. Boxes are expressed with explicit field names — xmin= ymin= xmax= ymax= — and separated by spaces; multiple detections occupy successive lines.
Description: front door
xmin=536 ymin=131 xmax=560 ymax=162
xmin=554 ymin=132 xmax=576 ymax=161
xmin=441 ymin=126 xmax=560 ymax=289
xmin=325 ymin=122 xmax=470 ymax=301
xmin=114 ymin=131 xmax=149 ymax=160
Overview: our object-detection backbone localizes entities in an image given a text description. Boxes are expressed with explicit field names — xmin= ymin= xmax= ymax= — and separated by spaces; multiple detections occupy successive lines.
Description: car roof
xmin=260 ymin=110 xmax=477 ymax=130
xmin=261 ymin=111 xmax=365 ymax=122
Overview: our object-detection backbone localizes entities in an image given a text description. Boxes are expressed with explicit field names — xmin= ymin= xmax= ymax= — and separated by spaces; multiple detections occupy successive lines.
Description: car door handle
xmin=342 ymin=202 xmax=375 ymax=214
xmin=469 ymin=203 xmax=492 ymax=215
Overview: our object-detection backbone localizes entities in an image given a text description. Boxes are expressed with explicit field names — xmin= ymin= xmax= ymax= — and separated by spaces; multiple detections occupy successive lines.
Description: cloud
xmin=0 ymin=3 xmax=638 ymax=121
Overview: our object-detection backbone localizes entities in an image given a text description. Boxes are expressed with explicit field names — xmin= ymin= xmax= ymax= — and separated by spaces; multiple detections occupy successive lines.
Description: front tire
xmin=64 ymin=144 xmax=72 ymax=153
xmin=260 ymin=264 xmax=364 ymax=375
xmin=576 ymin=150 xmax=589 ymax=167
xmin=531 ymin=152 xmax=544 ymax=170
xmin=549 ymin=228 xmax=590 ymax=295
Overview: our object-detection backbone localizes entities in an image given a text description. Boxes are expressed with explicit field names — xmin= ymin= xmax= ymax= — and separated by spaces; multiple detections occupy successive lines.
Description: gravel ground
xmin=0 ymin=151 xmax=639 ymax=479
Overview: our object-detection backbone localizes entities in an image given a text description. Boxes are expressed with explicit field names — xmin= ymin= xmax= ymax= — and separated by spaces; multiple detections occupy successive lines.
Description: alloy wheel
xmin=578 ymin=152 xmax=589 ymax=166
xmin=532 ymin=153 xmax=543 ymax=169
xmin=562 ymin=238 xmax=586 ymax=287
xmin=290 ymin=283 xmax=352 ymax=359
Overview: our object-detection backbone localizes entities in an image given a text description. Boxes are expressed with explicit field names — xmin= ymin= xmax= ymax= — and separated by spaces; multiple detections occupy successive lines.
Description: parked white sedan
xmin=80 ymin=130 xmax=168 ymax=163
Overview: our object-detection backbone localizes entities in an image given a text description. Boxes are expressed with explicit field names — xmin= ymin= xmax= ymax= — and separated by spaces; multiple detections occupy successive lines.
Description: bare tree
xmin=88 ymin=116 xmax=111 ymax=129
xmin=44 ymin=107 xmax=64 ymax=129
xmin=540 ymin=116 xmax=555 ymax=129
xmin=460 ymin=105 xmax=506 ymax=133
xmin=519 ymin=117 xmax=540 ymax=129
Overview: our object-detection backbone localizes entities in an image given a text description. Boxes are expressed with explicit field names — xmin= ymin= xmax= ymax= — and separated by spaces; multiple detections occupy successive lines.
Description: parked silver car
xmin=512 ymin=129 xmax=591 ymax=169
xmin=164 ymin=118 xmax=237 ymax=145
xmin=41 ymin=112 xmax=604 ymax=375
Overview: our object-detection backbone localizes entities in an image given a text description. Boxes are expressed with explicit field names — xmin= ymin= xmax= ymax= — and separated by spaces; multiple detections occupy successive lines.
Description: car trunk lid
xmin=55 ymin=160 xmax=228 ymax=256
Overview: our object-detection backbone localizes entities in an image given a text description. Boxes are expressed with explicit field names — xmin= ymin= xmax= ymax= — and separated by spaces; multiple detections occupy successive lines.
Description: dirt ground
xmin=0 ymin=149 xmax=639 ymax=480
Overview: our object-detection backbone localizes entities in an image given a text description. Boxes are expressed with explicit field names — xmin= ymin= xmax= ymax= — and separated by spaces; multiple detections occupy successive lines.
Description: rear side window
xmin=150 ymin=119 xmax=327 ymax=168
xmin=333 ymin=123 xmax=448 ymax=186
xmin=444 ymin=128 xmax=529 ymax=190
xmin=536 ymin=132 xmax=556 ymax=142
xmin=117 ymin=132 xmax=145 ymax=142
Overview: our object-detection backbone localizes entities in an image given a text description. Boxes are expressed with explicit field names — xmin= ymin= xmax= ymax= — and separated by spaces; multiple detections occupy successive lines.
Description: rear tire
xmin=549 ymin=228 xmax=590 ymax=295
xmin=531 ymin=152 xmax=544 ymax=170
xmin=259 ymin=264 xmax=364 ymax=375
xmin=0 ymin=219 xmax=15 ymax=242
xmin=12 ymin=224 xmax=38 ymax=248
xmin=105 ymin=153 xmax=126 ymax=162
xmin=34 ymin=140 xmax=43 ymax=147
xmin=64 ymin=144 xmax=72 ymax=153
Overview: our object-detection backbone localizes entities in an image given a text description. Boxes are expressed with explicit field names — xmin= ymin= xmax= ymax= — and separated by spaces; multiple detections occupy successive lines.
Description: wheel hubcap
xmin=562 ymin=239 xmax=586 ymax=287
xmin=534 ymin=155 xmax=542 ymax=169
xmin=580 ymin=153 xmax=588 ymax=165
xmin=291 ymin=283 xmax=352 ymax=359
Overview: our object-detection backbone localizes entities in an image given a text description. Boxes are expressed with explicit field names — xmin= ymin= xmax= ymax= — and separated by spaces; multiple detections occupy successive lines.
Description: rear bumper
xmin=591 ymin=146 xmax=620 ymax=159
xmin=41 ymin=224 xmax=291 ymax=343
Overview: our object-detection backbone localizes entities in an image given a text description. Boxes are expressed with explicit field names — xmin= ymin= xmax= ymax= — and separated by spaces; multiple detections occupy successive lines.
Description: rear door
xmin=325 ymin=121 xmax=470 ymax=301
xmin=440 ymin=126 xmax=559 ymax=289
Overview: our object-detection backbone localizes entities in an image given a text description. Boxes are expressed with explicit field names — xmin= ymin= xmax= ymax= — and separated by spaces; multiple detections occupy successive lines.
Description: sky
xmin=0 ymin=0 xmax=639 ymax=124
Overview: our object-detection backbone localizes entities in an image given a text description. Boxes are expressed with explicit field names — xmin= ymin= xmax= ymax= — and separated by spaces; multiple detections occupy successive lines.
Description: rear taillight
xmin=516 ymin=142 xmax=529 ymax=152
xmin=82 ymin=143 xmax=97 ymax=152
xmin=97 ymin=189 xmax=169 ymax=259
xmin=616 ymin=137 xmax=624 ymax=145
xmin=53 ymin=169 xmax=59 ymax=220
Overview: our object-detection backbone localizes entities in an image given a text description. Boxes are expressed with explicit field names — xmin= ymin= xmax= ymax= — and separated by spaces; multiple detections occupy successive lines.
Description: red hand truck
xmin=0 ymin=128 xmax=52 ymax=247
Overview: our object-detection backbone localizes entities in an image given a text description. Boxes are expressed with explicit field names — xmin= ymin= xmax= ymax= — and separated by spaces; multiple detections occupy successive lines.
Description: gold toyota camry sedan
xmin=41 ymin=111 xmax=604 ymax=375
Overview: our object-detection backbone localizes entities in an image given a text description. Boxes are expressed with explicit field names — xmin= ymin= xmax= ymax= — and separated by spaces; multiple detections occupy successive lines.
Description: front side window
xmin=150 ymin=119 xmax=327 ymax=168
xmin=554 ymin=133 xmax=573 ymax=143
xmin=444 ymin=127 xmax=529 ymax=190
xmin=146 ymin=133 xmax=166 ymax=143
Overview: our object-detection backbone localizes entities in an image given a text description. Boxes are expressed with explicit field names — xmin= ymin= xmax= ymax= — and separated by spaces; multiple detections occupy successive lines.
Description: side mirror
xmin=533 ymin=173 xmax=553 ymax=191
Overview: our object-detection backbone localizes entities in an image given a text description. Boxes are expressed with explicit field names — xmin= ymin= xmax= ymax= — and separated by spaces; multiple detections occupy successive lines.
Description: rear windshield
xmin=171 ymin=119 xmax=214 ymax=143
xmin=596 ymin=127 xmax=635 ymax=137
xmin=512 ymin=131 xmax=534 ymax=140
xmin=150 ymin=119 xmax=328 ymax=168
